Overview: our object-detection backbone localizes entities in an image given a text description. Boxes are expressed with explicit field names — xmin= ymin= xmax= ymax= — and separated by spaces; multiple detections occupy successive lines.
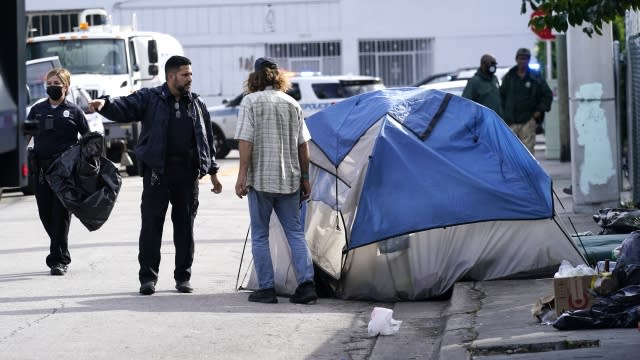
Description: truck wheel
xmin=125 ymin=150 xmax=139 ymax=176
xmin=213 ymin=128 xmax=230 ymax=159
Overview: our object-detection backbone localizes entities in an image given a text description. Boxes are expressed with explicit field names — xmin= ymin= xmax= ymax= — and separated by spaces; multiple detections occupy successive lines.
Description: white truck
xmin=25 ymin=20 xmax=184 ymax=175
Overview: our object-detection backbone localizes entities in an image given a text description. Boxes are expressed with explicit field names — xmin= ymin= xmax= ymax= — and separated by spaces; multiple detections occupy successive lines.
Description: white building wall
xmin=26 ymin=0 xmax=538 ymax=104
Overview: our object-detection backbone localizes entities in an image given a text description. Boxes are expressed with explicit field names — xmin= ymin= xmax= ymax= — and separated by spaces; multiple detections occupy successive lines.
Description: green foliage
xmin=522 ymin=0 xmax=640 ymax=37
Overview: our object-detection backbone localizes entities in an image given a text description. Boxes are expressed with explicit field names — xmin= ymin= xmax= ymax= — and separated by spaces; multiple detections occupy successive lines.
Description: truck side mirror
xmin=148 ymin=64 xmax=159 ymax=76
xmin=148 ymin=39 xmax=158 ymax=63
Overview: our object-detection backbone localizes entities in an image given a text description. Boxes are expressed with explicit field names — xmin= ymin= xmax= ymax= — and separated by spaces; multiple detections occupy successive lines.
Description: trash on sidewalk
xmin=593 ymin=208 xmax=640 ymax=235
xmin=531 ymin=294 xmax=557 ymax=325
xmin=552 ymin=260 xmax=597 ymax=316
xmin=367 ymin=307 xmax=402 ymax=337
xmin=553 ymin=233 xmax=640 ymax=330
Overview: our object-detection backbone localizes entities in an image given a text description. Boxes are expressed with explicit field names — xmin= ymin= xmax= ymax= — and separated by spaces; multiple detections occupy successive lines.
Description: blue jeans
xmin=248 ymin=188 xmax=314 ymax=289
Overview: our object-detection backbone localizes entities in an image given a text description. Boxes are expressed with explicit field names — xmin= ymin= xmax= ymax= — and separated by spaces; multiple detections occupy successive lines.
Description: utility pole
xmin=567 ymin=24 xmax=619 ymax=212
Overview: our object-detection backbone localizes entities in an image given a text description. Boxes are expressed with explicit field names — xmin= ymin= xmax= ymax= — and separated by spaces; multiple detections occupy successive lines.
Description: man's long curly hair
xmin=244 ymin=67 xmax=290 ymax=94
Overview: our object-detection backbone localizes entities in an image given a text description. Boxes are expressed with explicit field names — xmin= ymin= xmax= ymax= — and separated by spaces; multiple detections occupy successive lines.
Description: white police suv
xmin=208 ymin=74 xmax=384 ymax=158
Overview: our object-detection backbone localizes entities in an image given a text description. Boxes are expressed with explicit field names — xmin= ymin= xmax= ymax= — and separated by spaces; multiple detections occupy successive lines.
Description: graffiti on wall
xmin=574 ymin=83 xmax=615 ymax=195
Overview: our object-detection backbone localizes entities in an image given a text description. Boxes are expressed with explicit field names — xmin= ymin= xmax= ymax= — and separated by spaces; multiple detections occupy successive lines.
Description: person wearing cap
xmin=89 ymin=55 xmax=223 ymax=295
xmin=462 ymin=54 xmax=503 ymax=118
xmin=234 ymin=57 xmax=317 ymax=305
xmin=500 ymin=47 xmax=552 ymax=156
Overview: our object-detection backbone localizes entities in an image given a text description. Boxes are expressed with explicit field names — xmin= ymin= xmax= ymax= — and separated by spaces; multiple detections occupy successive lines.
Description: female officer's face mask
xmin=46 ymin=85 xmax=63 ymax=101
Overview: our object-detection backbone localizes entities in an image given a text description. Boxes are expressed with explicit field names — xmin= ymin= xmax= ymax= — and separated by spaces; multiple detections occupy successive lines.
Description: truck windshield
xmin=26 ymin=39 xmax=128 ymax=75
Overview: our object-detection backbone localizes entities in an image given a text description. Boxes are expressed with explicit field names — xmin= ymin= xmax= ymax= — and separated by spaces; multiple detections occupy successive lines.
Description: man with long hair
xmin=234 ymin=57 xmax=317 ymax=304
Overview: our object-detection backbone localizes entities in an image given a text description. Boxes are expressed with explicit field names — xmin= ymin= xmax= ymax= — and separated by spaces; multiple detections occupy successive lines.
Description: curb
xmin=436 ymin=282 xmax=483 ymax=360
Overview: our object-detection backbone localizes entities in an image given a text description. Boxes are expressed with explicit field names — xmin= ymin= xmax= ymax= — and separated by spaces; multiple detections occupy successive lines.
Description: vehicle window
xmin=27 ymin=39 xmax=128 ymax=75
xmin=128 ymin=40 xmax=138 ymax=71
xmin=26 ymin=60 xmax=57 ymax=105
xmin=312 ymin=80 xmax=382 ymax=99
xmin=286 ymin=83 xmax=301 ymax=101
xmin=72 ymin=88 xmax=91 ymax=112
xmin=227 ymin=93 xmax=244 ymax=107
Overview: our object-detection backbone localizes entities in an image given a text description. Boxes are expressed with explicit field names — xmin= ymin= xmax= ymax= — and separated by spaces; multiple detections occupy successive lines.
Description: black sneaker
xmin=290 ymin=281 xmax=318 ymax=305
xmin=175 ymin=280 xmax=193 ymax=293
xmin=139 ymin=281 xmax=156 ymax=295
xmin=248 ymin=288 xmax=278 ymax=303
xmin=50 ymin=264 xmax=68 ymax=276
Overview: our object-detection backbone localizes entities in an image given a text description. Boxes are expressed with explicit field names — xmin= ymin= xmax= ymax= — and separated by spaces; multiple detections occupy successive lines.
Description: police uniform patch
xmin=63 ymin=110 xmax=70 ymax=117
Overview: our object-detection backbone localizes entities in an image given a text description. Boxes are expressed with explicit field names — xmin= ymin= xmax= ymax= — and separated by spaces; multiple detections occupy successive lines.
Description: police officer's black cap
xmin=254 ymin=57 xmax=278 ymax=72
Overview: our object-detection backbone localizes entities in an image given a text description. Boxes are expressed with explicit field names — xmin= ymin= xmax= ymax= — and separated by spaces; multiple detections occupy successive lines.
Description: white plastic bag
xmin=554 ymin=259 xmax=596 ymax=278
xmin=367 ymin=307 xmax=402 ymax=337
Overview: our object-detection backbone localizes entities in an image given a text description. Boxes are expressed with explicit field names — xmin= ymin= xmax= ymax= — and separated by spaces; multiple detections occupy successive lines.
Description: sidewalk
xmin=437 ymin=148 xmax=640 ymax=360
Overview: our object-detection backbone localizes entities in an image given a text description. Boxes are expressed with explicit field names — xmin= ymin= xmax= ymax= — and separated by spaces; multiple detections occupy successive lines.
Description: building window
xmin=359 ymin=38 xmax=433 ymax=87
xmin=26 ymin=10 xmax=104 ymax=38
xmin=266 ymin=41 xmax=342 ymax=75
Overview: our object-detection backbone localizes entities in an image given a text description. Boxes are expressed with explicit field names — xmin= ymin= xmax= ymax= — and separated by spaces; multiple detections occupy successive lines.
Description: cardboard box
xmin=553 ymin=275 xmax=596 ymax=316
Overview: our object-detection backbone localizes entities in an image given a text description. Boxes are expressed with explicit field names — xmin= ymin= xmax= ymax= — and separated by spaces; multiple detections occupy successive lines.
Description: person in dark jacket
xmin=27 ymin=67 xmax=90 ymax=276
xmin=462 ymin=54 xmax=503 ymax=118
xmin=89 ymin=55 xmax=223 ymax=295
xmin=500 ymin=48 xmax=553 ymax=156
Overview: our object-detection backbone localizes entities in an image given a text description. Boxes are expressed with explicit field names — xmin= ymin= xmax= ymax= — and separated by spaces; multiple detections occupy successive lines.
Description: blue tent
xmin=248 ymin=87 xmax=585 ymax=300
xmin=307 ymin=87 xmax=552 ymax=250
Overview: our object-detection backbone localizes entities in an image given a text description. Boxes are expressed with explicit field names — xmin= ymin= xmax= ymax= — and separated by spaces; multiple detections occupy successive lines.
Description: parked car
xmin=208 ymin=73 xmax=384 ymax=158
xmin=419 ymin=79 xmax=469 ymax=96
xmin=418 ymin=66 xmax=513 ymax=97
xmin=412 ymin=66 xmax=510 ymax=87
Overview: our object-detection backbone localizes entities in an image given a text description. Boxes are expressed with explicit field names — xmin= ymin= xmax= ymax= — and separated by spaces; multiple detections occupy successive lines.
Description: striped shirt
xmin=235 ymin=88 xmax=311 ymax=194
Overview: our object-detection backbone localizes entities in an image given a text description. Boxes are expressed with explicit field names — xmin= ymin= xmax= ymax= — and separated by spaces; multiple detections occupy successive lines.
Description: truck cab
xmin=26 ymin=22 xmax=184 ymax=175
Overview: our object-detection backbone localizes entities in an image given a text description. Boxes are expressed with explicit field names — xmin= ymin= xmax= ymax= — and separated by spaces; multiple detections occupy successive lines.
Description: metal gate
xmin=265 ymin=41 xmax=342 ymax=75
xmin=358 ymin=38 xmax=433 ymax=87
xmin=628 ymin=34 xmax=640 ymax=203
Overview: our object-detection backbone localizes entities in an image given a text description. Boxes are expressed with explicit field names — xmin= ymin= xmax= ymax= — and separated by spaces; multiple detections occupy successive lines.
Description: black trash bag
xmin=593 ymin=208 xmax=640 ymax=235
xmin=553 ymin=285 xmax=640 ymax=330
xmin=46 ymin=132 xmax=122 ymax=231
xmin=612 ymin=232 xmax=640 ymax=287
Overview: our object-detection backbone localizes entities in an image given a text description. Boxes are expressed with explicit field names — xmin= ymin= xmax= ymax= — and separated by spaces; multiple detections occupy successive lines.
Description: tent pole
xmin=235 ymin=225 xmax=252 ymax=292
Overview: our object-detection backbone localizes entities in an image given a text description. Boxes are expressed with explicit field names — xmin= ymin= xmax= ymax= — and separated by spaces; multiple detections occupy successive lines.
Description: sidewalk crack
xmin=0 ymin=301 xmax=65 ymax=344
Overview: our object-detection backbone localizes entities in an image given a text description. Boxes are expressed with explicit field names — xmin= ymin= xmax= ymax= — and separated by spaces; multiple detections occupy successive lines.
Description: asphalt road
xmin=0 ymin=152 xmax=448 ymax=360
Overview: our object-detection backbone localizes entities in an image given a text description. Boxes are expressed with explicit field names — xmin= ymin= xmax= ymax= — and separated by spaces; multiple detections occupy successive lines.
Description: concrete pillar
xmin=567 ymin=24 xmax=619 ymax=212
xmin=544 ymin=78 xmax=560 ymax=159
xmin=556 ymin=34 xmax=571 ymax=162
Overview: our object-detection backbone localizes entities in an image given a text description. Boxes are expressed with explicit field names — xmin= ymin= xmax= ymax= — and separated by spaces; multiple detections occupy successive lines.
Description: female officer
xmin=27 ymin=67 xmax=89 ymax=275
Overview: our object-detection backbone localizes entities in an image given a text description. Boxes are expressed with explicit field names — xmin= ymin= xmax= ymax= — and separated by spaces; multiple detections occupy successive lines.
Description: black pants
xmin=138 ymin=160 xmax=199 ymax=284
xmin=35 ymin=160 xmax=72 ymax=268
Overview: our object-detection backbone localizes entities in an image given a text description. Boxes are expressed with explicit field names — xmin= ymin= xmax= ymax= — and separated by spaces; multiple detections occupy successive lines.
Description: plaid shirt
xmin=235 ymin=88 xmax=311 ymax=194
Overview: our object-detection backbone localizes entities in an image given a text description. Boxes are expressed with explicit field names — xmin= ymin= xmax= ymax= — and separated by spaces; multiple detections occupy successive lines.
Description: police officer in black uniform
xmin=27 ymin=67 xmax=89 ymax=276
xmin=89 ymin=55 xmax=223 ymax=295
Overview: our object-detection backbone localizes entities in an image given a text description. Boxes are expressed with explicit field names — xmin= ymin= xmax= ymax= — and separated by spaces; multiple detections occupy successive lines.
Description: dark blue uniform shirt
xmin=166 ymin=96 xmax=195 ymax=158
xmin=28 ymin=99 xmax=89 ymax=159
